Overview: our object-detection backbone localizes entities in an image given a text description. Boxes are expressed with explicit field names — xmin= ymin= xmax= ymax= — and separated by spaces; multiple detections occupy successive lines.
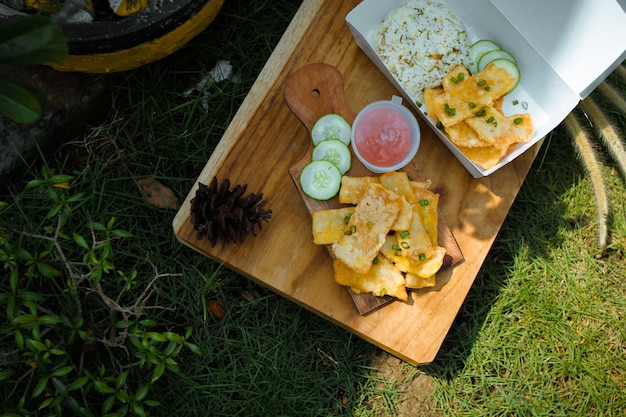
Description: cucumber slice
xmin=300 ymin=160 xmax=342 ymax=200
xmin=487 ymin=58 xmax=520 ymax=95
xmin=311 ymin=138 xmax=351 ymax=175
xmin=469 ymin=39 xmax=501 ymax=74
xmin=311 ymin=114 xmax=351 ymax=146
xmin=477 ymin=49 xmax=517 ymax=72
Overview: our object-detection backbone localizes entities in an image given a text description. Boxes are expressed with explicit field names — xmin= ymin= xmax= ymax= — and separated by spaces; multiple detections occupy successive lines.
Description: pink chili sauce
xmin=353 ymin=106 xmax=413 ymax=167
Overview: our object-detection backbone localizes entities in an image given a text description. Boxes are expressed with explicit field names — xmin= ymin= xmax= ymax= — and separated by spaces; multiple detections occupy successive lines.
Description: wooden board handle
xmin=284 ymin=62 xmax=357 ymax=132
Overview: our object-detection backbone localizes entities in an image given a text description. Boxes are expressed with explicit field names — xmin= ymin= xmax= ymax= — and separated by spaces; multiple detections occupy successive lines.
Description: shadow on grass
xmin=421 ymin=125 xmax=587 ymax=379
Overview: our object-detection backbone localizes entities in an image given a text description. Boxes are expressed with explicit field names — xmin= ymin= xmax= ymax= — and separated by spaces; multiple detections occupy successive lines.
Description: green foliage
xmin=0 ymin=15 xmax=68 ymax=64
xmin=0 ymin=169 xmax=201 ymax=416
xmin=0 ymin=15 xmax=68 ymax=123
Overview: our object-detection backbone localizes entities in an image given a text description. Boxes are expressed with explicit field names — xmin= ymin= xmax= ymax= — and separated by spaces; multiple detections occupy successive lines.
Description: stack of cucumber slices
xmin=469 ymin=39 xmax=520 ymax=95
xmin=300 ymin=114 xmax=352 ymax=200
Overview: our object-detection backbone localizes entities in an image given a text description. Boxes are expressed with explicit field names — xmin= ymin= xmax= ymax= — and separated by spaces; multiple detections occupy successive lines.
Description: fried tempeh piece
xmin=338 ymin=176 xmax=380 ymax=205
xmin=311 ymin=207 xmax=355 ymax=245
xmin=465 ymin=105 xmax=534 ymax=149
xmin=333 ymin=255 xmax=407 ymax=301
xmin=331 ymin=183 xmax=402 ymax=274
xmin=431 ymin=63 xmax=515 ymax=127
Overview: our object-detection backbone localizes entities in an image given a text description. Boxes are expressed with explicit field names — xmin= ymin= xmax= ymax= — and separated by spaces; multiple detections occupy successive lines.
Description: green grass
xmin=2 ymin=0 xmax=626 ymax=415
xmin=424 ymin=75 xmax=626 ymax=415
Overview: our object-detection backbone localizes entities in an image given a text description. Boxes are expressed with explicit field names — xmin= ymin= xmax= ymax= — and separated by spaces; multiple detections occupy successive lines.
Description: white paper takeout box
xmin=346 ymin=0 xmax=626 ymax=177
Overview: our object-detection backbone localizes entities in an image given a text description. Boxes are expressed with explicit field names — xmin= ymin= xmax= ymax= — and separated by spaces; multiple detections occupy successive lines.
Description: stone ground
xmin=0 ymin=64 xmax=109 ymax=186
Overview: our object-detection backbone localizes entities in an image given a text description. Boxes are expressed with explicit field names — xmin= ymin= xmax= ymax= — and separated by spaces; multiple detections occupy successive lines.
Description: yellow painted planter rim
xmin=49 ymin=0 xmax=225 ymax=73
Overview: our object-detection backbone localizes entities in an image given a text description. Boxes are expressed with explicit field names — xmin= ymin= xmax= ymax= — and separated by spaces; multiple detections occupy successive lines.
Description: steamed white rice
xmin=374 ymin=0 xmax=470 ymax=105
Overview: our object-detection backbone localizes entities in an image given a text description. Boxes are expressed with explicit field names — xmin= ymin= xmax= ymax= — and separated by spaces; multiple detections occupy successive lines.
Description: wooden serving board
xmin=284 ymin=62 xmax=463 ymax=315
xmin=173 ymin=0 xmax=542 ymax=365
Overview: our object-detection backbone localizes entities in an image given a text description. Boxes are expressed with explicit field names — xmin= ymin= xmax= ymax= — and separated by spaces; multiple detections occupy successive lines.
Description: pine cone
xmin=190 ymin=177 xmax=272 ymax=247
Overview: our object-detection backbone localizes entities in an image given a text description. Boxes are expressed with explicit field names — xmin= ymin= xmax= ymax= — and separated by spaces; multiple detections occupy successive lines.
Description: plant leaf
xmin=102 ymin=394 xmax=116 ymax=414
xmin=31 ymin=376 xmax=49 ymax=398
xmin=0 ymin=79 xmax=44 ymax=124
xmin=38 ymin=395 xmax=55 ymax=410
xmin=36 ymin=261 xmax=61 ymax=278
xmin=73 ymin=233 xmax=90 ymax=250
xmin=104 ymin=405 xmax=129 ymax=417
xmin=10 ymin=268 xmax=19 ymax=294
xmin=151 ymin=362 xmax=165 ymax=382
xmin=111 ymin=229 xmax=133 ymax=238
xmin=131 ymin=402 xmax=147 ymax=417
xmin=93 ymin=380 xmax=116 ymax=394
xmin=38 ymin=315 xmax=61 ymax=325
xmin=66 ymin=376 xmax=89 ymax=391
xmin=185 ymin=342 xmax=202 ymax=355
xmin=0 ymin=368 xmax=15 ymax=381
xmin=115 ymin=370 xmax=129 ymax=390
xmin=134 ymin=384 xmax=150 ymax=402
xmin=0 ymin=15 xmax=68 ymax=64
xmin=50 ymin=365 xmax=74 ymax=377
xmin=26 ymin=338 xmax=48 ymax=352
xmin=14 ymin=329 xmax=24 ymax=350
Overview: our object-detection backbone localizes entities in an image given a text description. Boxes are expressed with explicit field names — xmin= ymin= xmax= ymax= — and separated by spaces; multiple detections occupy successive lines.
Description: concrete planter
xmin=0 ymin=0 xmax=225 ymax=73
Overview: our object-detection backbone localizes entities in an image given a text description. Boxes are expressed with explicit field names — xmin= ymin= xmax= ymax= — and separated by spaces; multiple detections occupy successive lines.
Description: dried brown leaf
xmin=138 ymin=177 xmax=180 ymax=210
xmin=207 ymin=299 xmax=226 ymax=319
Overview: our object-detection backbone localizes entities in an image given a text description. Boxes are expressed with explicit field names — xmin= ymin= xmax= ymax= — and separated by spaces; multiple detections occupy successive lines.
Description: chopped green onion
xmin=400 ymin=242 xmax=410 ymax=249
xmin=399 ymin=230 xmax=410 ymax=238
xmin=420 ymin=199 xmax=429 ymax=206
xmin=485 ymin=86 xmax=491 ymax=91
xmin=344 ymin=225 xmax=357 ymax=235
xmin=512 ymin=99 xmax=519 ymax=105
xmin=344 ymin=214 xmax=352 ymax=224
xmin=477 ymin=80 xmax=486 ymax=86
xmin=514 ymin=117 xmax=524 ymax=125
xmin=418 ymin=253 xmax=426 ymax=261
xmin=444 ymin=103 xmax=456 ymax=116
xmin=392 ymin=244 xmax=401 ymax=251
xmin=475 ymin=107 xmax=487 ymax=117
xmin=468 ymin=102 xmax=476 ymax=108
xmin=394 ymin=250 xmax=402 ymax=257
xmin=486 ymin=116 xmax=495 ymax=124
xmin=367 ymin=221 xmax=373 ymax=229
xmin=416 ymin=100 xmax=422 ymax=108
xmin=372 ymin=258 xmax=379 ymax=265
xmin=457 ymin=72 xmax=465 ymax=81
xmin=436 ymin=121 xmax=445 ymax=130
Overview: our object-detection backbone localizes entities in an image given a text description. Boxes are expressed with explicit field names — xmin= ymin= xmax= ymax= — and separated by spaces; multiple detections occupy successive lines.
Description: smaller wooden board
xmin=284 ymin=63 xmax=463 ymax=315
